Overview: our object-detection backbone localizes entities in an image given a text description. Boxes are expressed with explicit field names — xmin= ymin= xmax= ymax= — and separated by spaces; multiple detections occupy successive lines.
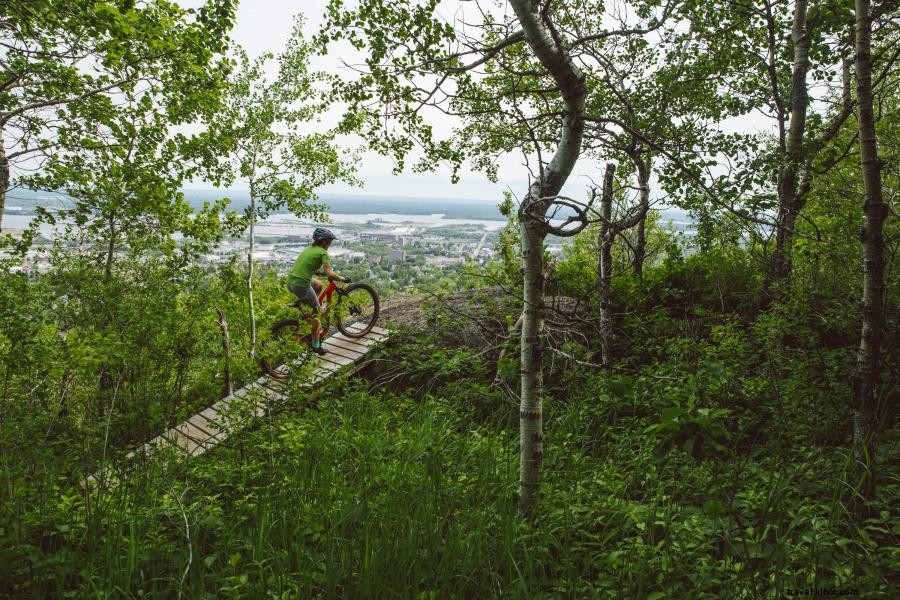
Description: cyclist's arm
xmin=322 ymin=263 xmax=348 ymax=283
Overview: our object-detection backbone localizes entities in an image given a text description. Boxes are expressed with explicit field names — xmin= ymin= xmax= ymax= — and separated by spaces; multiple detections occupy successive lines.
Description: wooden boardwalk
xmin=85 ymin=323 xmax=388 ymax=486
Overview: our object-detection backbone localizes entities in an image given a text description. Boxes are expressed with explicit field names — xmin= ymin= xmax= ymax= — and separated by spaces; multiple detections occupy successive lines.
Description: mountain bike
xmin=259 ymin=275 xmax=380 ymax=380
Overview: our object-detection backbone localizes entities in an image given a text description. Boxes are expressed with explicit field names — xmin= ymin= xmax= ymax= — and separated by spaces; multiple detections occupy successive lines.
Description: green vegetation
xmin=1 ymin=0 xmax=897 ymax=597
xmin=3 ymin=239 xmax=897 ymax=596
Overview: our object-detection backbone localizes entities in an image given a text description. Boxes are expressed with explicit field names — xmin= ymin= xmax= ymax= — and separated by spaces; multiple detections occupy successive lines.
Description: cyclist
xmin=287 ymin=227 xmax=350 ymax=355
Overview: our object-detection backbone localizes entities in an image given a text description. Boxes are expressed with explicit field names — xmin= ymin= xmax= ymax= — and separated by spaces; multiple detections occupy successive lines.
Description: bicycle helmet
xmin=312 ymin=227 xmax=336 ymax=242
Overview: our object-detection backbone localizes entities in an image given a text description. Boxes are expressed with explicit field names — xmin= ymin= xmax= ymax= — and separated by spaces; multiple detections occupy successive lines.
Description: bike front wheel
xmin=259 ymin=318 xmax=308 ymax=379
xmin=335 ymin=283 xmax=380 ymax=337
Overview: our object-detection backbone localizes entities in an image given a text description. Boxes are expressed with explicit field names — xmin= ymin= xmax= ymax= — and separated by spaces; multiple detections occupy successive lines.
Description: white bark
xmin=597 ymin=164 xmax=615 ymax=366
xmin=216 ymin=307 xmax=233 ymax=398
xmin=509 ymin=0 xmax=587 ymax=515
xmin=769 ymin=0 xmax=811 ymax=288
xmin=0 ymin=127 xmax=7 ymax=233
xmin=851 ymin=0 xmax=886 ymax=519
xmin=631 ymin=154 xmax=651 ymax=278
xmin=248 ymin=177 xmax=258 ymax=359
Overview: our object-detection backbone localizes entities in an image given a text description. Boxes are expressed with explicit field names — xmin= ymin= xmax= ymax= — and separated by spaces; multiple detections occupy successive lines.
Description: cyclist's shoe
xmin=312 ymin=346 xmax=329 ymax=356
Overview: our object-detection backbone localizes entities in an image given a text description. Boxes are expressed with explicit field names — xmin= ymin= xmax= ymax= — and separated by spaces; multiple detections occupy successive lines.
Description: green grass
xmin=4 ymin=357 xmax=896 ymax=598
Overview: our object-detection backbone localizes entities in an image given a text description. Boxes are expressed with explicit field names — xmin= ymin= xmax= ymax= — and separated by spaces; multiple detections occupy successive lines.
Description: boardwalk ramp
xmin=85 ymin=324 xmax=388 ymax=486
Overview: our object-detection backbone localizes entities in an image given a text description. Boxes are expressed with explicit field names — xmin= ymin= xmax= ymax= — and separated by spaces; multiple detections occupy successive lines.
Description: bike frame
xmin=317 ymin=278 xmax=340 ymax=308
xmin=295 ymin=278 xmax=341 ymax=323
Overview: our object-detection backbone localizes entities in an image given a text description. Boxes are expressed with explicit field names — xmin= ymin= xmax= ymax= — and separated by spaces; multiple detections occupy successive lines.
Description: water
xmin=4 ymin=207 xmax=693 ymax=239
xmin=259 ymin=212 xmax=509 ymax=233
xmin=2 ymin=214 xmax=60 ymax=238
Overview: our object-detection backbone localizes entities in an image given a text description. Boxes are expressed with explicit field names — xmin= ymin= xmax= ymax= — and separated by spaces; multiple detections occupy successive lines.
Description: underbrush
xmin=3 ymin=341 xmax=896 ymax=597
xmin=2 ymin=245 xmax=897 ymax=597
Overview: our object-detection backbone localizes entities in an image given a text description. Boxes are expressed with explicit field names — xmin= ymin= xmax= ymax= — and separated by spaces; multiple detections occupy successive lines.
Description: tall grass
xmin=4 ymin=360 xmax=896 ymax=598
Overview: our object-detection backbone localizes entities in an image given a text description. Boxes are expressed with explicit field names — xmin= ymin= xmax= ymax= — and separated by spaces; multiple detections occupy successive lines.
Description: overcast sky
xmin=191 ymin=0 xmax=777 ymax=204
xmin=192 ymin=0 xmax=530 ymax=202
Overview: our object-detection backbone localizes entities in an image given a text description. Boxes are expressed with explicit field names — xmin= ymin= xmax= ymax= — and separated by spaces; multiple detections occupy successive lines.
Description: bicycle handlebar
xmin=315 ymin=271 xmax=350 ymax=283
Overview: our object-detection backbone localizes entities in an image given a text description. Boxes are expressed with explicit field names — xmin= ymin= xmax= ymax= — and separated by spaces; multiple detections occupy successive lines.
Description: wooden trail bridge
xmin=85 ymin=323 xmax=388 ymax=487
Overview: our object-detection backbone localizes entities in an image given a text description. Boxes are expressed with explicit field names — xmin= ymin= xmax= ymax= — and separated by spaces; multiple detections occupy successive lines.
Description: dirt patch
xmin=375 ymin=287 xmax=520 ymax=348
xmin=379 ymin=288 xmax=590 ymax=331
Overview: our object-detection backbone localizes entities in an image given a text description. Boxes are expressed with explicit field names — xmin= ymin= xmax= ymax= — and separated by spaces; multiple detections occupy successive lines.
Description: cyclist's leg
xmin=311 ymin=315 xmax=321 ymax=343
xmin=288 ymin=282 xmax=321 ymax=310
xmin=309 ymin=279 xmax=325 ymax=342
xmin=288 ymin=282 xmax=326 ymax=351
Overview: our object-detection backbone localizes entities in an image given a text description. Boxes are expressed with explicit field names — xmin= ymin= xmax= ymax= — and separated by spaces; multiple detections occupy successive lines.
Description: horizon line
xmin=180 ymin=188 xmax=502 ymax=204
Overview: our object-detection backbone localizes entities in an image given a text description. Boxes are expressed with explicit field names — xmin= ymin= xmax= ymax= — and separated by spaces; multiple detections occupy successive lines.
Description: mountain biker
xmin=287 ymin=227 xmax=350 ymax=356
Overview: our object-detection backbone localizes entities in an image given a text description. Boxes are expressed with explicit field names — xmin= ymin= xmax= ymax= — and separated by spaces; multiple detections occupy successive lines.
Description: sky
xmin=191 ymin=0 xmax=531 ymax=202
xmin=186 ymin=0 xmax=779 ymax=204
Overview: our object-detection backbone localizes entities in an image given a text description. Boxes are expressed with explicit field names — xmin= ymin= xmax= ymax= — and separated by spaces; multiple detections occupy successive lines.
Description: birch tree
xmin=0 ymin=0 xmax=236 ymax=232
xmin=850 ymin=0 xmax=889 ymax=518
xmin=210 ymin=22 xmax=355 ymax=357
xmin=320 ymin=0 xmax=679 ymax=514
xmin=677 ymin=0 xmax=896 ymax=291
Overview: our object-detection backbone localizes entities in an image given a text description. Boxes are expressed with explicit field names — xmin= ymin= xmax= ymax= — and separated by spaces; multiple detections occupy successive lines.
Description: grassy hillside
xmin=2 ymin=246 xmax=897 ymax=596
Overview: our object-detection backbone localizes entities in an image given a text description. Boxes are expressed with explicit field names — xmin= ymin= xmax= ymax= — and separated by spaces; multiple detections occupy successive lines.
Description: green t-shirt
xmin=287 ymin=245 xmax=330 ymax=289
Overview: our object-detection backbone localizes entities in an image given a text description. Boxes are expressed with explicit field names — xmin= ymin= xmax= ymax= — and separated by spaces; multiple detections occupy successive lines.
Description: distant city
xmin=3 ymin=189 xmax=694 ymax=282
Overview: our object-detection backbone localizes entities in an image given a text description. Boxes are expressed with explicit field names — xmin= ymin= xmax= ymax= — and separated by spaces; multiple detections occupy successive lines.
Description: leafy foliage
xmin=1 ymin=0 xmax=898 ymax=596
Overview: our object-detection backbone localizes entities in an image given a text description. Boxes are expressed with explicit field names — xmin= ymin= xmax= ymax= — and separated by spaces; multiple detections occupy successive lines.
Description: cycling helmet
xmin=312 ymin=227 xmax=336 ymax=242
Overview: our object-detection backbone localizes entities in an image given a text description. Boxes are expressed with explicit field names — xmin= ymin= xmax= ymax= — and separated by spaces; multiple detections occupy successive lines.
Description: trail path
xmin=85 ymin=323 xmax=388 ymax=487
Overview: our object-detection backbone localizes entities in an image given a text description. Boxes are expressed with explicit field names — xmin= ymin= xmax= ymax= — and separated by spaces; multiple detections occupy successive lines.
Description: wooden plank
xmin=347 ymin=323 xmax=388 ymax=337
xmin=207 ymin=399 xmax=246 ymax=429
xmin=259 ymin=376 xmax=288 ymax=391
xmin=345 ymin=330 xmax=387 ymax=344
xmin=314 ymin=351 xmax=357 ymax=369
xmin=231 ymin=384 xmax=272 ymax=418
xmin=285 ymin=358 xmax=339 ymax=385
xmin=252 ymin=378 xmax=288 ymax=401
xmin=345 ymin=323 xmax=388 ymax=338
xmin=209 ymin=394 xmax=236 ymax=415
xmin=320 ymin=340 xmax=363 ymax=361
xmin=174 ymin=419 xmax=218 ymax=445
xmin=325 ymin=334 xmax=374 ymax=353
xmin=189 ymin=411 xmax=227 ymax=439
xmin=183 ymin=411 xmax=219 ymax=438
xmin=257 ymin=380 xmax=289 ymax=401
xmin=159 ymin=430 xmax=194 ymax=455
xmin=326 ymin=341 xmax=371 ymax=357
xmin=196 ymin=405 xmax=231 ymax=430
xmin=343 ymin=320 xmax=386 ymax=333
xmin=309 ymin=357 xmax=340 ymax=374
xmin=307 ymin=362 xmax=338 ymax=384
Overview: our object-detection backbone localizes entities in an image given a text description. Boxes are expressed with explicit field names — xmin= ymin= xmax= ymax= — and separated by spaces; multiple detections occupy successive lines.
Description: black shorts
xmin=288 ymin=282 xmax=320 ymax=310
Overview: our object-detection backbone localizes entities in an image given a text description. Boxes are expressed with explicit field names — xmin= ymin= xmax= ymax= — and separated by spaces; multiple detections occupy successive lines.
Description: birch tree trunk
xmin=216 ymin=308 xmax=234 ymax=398
xmin=509 ymin=0 xmax=587 ymax=516
xmin=104 ymin=214 xmax=117 ymax=279
xmin=851 ymin=0 xmax=886 ymax=519
xmin=597 ymin=164 xmax=615 ymax=367
xmin=768 ymin=0 xmax=811 ymax=291
xmin=0 ymin=131 xmax=7 ymax=233
xmin=247 ymin=176 xmax=258 ymax=359
xmin=631 ymin=155 xmax=651 ymax=279
xmin=518 ymin=216 xmax=546 ymax=510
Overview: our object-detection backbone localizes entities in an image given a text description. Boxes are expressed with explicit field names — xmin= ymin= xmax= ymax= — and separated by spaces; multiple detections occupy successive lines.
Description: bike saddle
xmin=288 ymin=299 xmax=304 ymax=308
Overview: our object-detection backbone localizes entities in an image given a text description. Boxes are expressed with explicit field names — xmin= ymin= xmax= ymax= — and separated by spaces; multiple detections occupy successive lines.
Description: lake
xmin=3 ymin=206 xmax=694 ymax=239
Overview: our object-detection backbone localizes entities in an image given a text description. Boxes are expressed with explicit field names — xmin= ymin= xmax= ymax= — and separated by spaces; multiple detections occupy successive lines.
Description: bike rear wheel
xmin=335 ymin=283 xmax=380 ymax=337
xmin=259 ymin=318 xmax=308 ymax=380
